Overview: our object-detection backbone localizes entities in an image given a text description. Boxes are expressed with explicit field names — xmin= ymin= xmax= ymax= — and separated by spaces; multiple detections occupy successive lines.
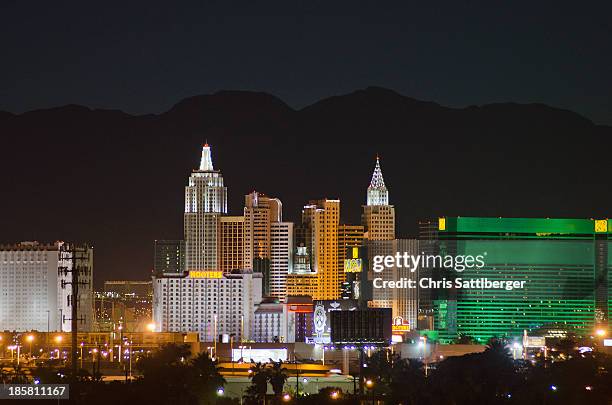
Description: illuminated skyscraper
xmin=362 ymin=157 xmax=397 ymax=311
xmin=362 ymin=157 xmax=395 ymax=241
xmin=287 ymin=199 xmax=340 ymax=300
xmin=220 ymin=216 xmax=245 ymax=274
xmin=270 ymin=222 xmax=293 ymax=300
xmin=184 ymin=144 xmax=227 ymax=272
xmin=243 ymin=191 xmax=282 ymax=269
xmin=425 ymin=216 xmax=610 ymax=342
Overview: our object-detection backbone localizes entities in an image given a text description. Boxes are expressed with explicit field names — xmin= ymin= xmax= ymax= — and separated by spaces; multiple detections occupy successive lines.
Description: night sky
xmin=1 ymin=2 xmax=611 ymax=286
xmin=1 ymin=1 xmax=611 ymax=124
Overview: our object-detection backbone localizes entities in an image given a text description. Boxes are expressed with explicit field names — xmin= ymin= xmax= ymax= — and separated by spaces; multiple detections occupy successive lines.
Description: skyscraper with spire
xmin=184 ymin=144 xmax=227 ymax=272
xmin=362 ymin=156 xmax=395 ymax=240
xmin=363 ymin=156 xmax=398 ymax=311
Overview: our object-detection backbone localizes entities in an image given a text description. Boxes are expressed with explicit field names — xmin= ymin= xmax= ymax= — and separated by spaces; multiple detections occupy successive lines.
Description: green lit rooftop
xmin=437 ymin=217 xmax=610 ymax=238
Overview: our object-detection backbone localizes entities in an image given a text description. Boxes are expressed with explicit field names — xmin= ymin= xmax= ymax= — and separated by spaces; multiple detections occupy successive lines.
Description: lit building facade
xmin=362 ymin=157 xmax=395 ymax=241
xmin=362 ymin=157 xmax=397 ymax=310
xmin=251 ymin=297 xmax=314 ymax=343
xmin=338 ymin=224 xmax=364 ymax=285
xmin=287 ymin=245 xmax=318 ymax=298
xmin=426 ymin=217 xmax=610 ymax=343
xmin=0 ymin=241 xmax=93 ymax=332
xmin=220 ymin=216 xmax=245 ymax=274
xmin=365 ymin=239 xmax=419 ymax=330
xmin=243 ymin=191 xmax=282 ymax=269
xmin=252 ymin=301 xmax=288 ymax=343
xmin=270 ymin=222 xmax=293 ymax=300
xmin=152 ymin=270 xmax=262 ymax=341
xmin=184 ymin=144 xmax=227 ymax=272
xmin=299 ymin=199 xmax=340 ymax=300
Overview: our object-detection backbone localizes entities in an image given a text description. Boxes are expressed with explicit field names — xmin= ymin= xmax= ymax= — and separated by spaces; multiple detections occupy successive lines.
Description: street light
xmin=419 ymin=336 xmax=429 ymax=376
xmin=282 ymin=393 xmax=291 ymax=402
xmin=595 ymin=329 xmax=606 ymax=337
xmin=26 ymin=335 xmax=34 ymax=357
xmin=216 ymin=388 xmax=224 ymax=396
xmin=365 ymin=379 xmax=375 ymax=405
xmin=128 ymin=340 xmax=133 ymax=379
xmin=147 ymin=322 xmax=156 ymax=332
xmin=80 ymin=342 xmax=84 ymax=368
xmin=330 ymin=391 xmax=339 ymax=400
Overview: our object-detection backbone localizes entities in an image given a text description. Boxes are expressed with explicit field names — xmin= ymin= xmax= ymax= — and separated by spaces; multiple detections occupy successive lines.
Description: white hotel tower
xmin=154 ymin=145 xmax=262 ymax=341
xmin=184 ymin=144 xmax=227 ymax=272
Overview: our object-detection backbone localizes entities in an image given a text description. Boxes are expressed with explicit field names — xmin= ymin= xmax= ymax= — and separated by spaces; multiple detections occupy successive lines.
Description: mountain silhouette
xmin=1 ymin=87 xmax=609 ymax=283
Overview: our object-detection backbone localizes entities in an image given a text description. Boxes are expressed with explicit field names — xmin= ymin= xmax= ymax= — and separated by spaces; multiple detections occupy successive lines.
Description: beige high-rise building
xmin=243 ymin=191 xmax=282 ymax=269
xmin=220 ymin=216 xmax=245 ymax=274
xmin=362 ymin=157 xmax=395 ymax=241
xmin=288 ymin=199 xmax=340 ymax=300
xmin=362 ymin=156 xmax=403 ymax=313
xmin=269 ymin=222 xmax=293 ymax=300
xmin=366 ymin=239 xmax=419 ymax=329
xmin=286 ymin=245 xmax=318 ymax=298
xmin=337 ymin=224 xmax=364 ymax=284
xmin=286 ymin=274 xmax=319 ymax=298
xmin=184 ymin=144 xmax=227 ymax=272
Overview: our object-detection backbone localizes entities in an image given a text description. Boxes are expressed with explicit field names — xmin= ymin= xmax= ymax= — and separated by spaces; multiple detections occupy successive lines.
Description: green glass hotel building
xmin=421 ymin=217 xmax=610 ymax=343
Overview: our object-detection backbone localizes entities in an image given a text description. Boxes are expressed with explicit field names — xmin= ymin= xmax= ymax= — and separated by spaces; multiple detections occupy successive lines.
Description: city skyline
xmin=1 ymin=3 xmax=610 ymax=401
xmin=3 ymin=120 xmax=607 ymax=286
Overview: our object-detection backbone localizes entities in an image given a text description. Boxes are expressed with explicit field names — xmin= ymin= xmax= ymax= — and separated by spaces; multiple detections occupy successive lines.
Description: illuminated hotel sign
xmin=344 ymin=247 xmax=363 ymax=273
xmin=189 ymin=270 xmax=223 ymax=279
xmin=595 ymin=219 xmax=608 ymax=233
xmin=344 ymin=258 xmax=362 ymax=273
xmin=392 ymin=316 xmax=410 ymax=332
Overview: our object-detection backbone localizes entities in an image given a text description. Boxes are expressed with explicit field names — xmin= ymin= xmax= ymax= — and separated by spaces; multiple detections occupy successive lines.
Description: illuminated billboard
xmin=392 ymin=316 xmax=410 ymax=332
xmin=232 ymin=348 xmax=287 ymax=363
xmin=344 ymin=258 xmax=362 ymax=273
xmin=310 ymin=300 xmax=358 ymax=344
xmin=189 ymin=270 xmax=223 ymax=279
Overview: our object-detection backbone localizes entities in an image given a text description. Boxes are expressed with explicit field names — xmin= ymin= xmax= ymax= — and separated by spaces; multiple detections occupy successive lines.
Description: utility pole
xmin=46 ymin=310 xmax=50 ymax=356
xmin=58 ymin=243 xmax=91 ymax=380
xmin=295 ymin=357 xmax=300 ymax=397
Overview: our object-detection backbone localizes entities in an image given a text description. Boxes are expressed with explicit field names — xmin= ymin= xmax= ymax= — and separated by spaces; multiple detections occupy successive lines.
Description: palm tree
xmin=246 ymin=362 xmax=269 ymax=403
xmin=268 ymin=360 xmax=289 ymax=398
xmin=191 ymin=352 xmax=226 ymax=402
xmin=485 ymin=337 xmax=511 ymax=357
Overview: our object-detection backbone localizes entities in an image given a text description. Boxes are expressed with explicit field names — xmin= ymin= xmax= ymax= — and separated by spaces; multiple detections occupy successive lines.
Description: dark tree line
xmin=3 ymin=341 xmax=610 ymax=404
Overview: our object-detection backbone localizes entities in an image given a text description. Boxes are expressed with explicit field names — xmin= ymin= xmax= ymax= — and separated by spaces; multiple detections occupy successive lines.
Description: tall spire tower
xmin=362 ymin=156 xmax=397 ymax=314
xmin=184 ymin=144 xmax=228 ymax=272
xmin=362 ymin=155 xmax=395 ymax=241
xmin=199 ymin=143 xmax=214 ymax=171
xmin=367 ymin=156 xmax=389 ymax=206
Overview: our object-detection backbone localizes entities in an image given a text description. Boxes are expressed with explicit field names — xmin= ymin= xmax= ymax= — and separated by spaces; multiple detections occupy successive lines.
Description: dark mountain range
xmin=1 ymin=87 xmax=609 ymax=285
